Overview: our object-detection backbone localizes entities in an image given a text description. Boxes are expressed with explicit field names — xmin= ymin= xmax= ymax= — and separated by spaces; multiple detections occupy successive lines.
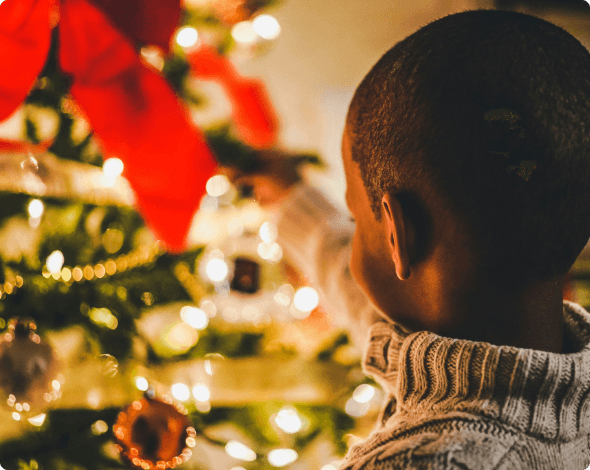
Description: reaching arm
xmin=275 ymin=183 xmax=384 ymax=352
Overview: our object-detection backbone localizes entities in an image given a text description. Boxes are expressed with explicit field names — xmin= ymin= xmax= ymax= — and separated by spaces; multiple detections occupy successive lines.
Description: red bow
xmin=0 ymin=0 xmax=278 ymax=252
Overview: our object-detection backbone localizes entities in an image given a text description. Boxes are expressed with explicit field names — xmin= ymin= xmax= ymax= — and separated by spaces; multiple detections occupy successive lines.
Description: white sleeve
xmin=274 ymin=183 xmax=385 ymax=352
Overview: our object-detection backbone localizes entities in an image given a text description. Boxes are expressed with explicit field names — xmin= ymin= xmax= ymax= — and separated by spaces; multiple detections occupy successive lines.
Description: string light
xmin=28 ymin=199 xmax=44 ymax=218
xmin=27 ymin=414 xmax=46 ymax=427
xmin=206 ymin=258 xmax=229 ymax=282
xmin=206 ymin=174 xmax=231 ymax=197
xmin=293 ymin=287 xmax=319 ymax=312
xmin=46 ymin=250 xmax=65 ymax=274
xmin=180 ymin=306 xmax=209 ymax=330
xmin=40 ymin=242 xmax=162 ymax=285
xmin=231 ymin=21 xmax=257 ymax=44
xmin=252 ymin=15 xmax=281 ymax=40
xmin=352 ymin=384 xmax=375 ymax=403
xmin=176 ymin=26 xmax=199 ymax=48
xmin=135 ymin=376 xmax=149 ymax=391
xmin=267 ymin=449 xmax=298 ymax=467
xmin=171 ymin=383 xmax=191 ymax=402
xmin=102 ymin=157 xmax=124 ymax=178
xmin=273 ymin=408 xmax=303 ymax=434
xmin=91 ymin=420 xmax=109 ymax=435
xmin=192 ymin=384 xmax=211 ymax=402
xmin=259 ymin=221 xmax=278 ymax=243
xmin=225 ymin=441 xmax=257 ymax=461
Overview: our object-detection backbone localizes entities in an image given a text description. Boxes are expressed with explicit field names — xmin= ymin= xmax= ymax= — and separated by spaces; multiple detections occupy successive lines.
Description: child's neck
xmin=412 ymin=277 xmax=566 ymax=354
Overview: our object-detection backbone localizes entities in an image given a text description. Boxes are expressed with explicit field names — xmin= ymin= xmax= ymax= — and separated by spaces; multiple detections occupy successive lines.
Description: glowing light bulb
xmin=46 ymin=250 xmax=65 ymax=274
xmin=91 ymin=420 xmax=108 ymax=435
xmin=225 ymin=441 xmax=257 ymax=461
xmin=135 ymin=376 xmax=149 ymax=391
xmin=103 ymin=157 xmax=124 ymax=178
xmin=293 ymin=287 xmax=319 ymax=312
xmin=52 ymin=380 xmax=60 ymax=390
xmin=192 ymin=384 xmax=211 ymax=402
xmin=206 ymin=175 xmax=231 ymax=197
xmin=206 ymin=258 xmax=228 ymax=282
xmin=267 ymin=449 xmax=298 ymax=467
xmin=180 ymin=306 xmax=209 ymax=330
xmin=28 ymin=413 xmax=46 ymax=427
xmin=274 ymin=408 xmax=302 ymax=434
xmin=171 ymin=383 xmax=190 ymax=402
xmin=176 ymin=27 xmax=198 ymax=48
xmin=12 ymin=412 xmax=20 ymax=421
xmin=232 ymin=21 xmax=257 ymax=43
xmin=252 ymin=15 xmax=281 ymax=40
xmin=353 ymin=384 xmax=376 ymax=403
xmin=28 ymin=199 xmax=44 ymax=218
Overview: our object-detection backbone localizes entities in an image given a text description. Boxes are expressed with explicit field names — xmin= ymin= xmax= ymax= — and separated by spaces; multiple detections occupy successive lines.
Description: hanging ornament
xmin=0 ymin=319 xmax=62 ymax=418
xmin=230 ymin=256 xmax=260 ymax=294
xmin=114 ymin=394 xmax=196 ymax=469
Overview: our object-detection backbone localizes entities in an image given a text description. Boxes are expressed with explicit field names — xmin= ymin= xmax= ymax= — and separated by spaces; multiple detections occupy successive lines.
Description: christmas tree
xmin=0 ymin=1 xmax=386 ymax=469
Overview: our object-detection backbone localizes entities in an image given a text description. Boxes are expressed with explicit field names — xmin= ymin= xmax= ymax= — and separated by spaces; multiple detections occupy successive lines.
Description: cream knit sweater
xmin=275 ymin=184 xmax=590 ymax=470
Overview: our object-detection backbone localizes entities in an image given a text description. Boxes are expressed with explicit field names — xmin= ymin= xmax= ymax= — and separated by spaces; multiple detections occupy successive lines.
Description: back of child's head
xmin=347 ymin=9 xmax=590 ymax=288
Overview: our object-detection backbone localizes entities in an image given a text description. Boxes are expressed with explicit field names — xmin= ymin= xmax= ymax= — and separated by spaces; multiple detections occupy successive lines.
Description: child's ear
xmin=381 ymin=193 xmax=413 ymax=280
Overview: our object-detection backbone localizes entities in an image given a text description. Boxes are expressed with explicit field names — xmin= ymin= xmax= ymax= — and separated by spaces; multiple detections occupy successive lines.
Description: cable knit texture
xmin=276 ymin=185 xmax=590 ymax=470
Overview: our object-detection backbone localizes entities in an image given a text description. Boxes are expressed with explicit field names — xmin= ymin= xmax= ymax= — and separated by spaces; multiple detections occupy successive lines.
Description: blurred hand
xmin=220 ymin=149 xmax=302 ymax=206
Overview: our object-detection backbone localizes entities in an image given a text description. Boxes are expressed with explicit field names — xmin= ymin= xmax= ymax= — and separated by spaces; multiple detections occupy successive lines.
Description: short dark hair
xmin=347 ymin=9 xmax=590 ymax=287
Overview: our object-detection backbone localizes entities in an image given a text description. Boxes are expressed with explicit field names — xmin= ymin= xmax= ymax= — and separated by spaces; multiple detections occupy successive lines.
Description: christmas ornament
xmin=0 ymin=319 xmax=62 ymax=417
xmin=114 ymin=394 xmax=196 ymax=469
xmin=230 ymin=256 xmax=260 ymax=293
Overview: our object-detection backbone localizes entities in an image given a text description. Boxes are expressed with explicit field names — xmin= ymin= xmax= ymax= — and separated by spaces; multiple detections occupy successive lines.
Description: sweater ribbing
xmin=361 ymin=301 xmax=590 ymax=443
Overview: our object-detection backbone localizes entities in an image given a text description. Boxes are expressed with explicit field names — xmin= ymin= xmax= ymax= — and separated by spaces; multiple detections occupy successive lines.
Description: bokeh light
xmin=28 ymin=199 xmax=44 ymax=218
xmin=293 ymin=287 xmax=319 ymax=312
xmin=192 ymin=384 xmax=211 ymax=402
xmin=176 ymin=26 xmax=199 ymax=48
xmin=252 ymin=15 xmax=281 ymax=40
xmin=206 ymin=174 xmax=231 ymax=197
xmin=171 ymin=383 xmax=190 ymax=402
xmin=180 ymin=306 xmax=209 ymax=330
xmin=274 ymin=408 xmax=303 ymax=434
xmin=267 ymin=449 xmax=298 ymax=467
xmin=225 ymin=440 xmax=257 ymax=461
xmin=352 ymin=384 xmax=376 ymax=403
xmin=135 ymin=376 xmax=149 ymax=391
xmin=102 ymin=157 xmax=124 ymax=178
xmin=206 ymin=258 xmax=229 ymax=282
xmin=46 ymin=250 xmax=65 ymax=274
xmin=231 ymin=21 xmax=257 ymax=43
xmin=28 ymin=414 xmax=46 ymax=427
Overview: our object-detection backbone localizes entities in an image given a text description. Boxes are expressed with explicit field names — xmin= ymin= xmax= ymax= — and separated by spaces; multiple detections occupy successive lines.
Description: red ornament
xmin=114 ymin=395 xmax=196 ymax=469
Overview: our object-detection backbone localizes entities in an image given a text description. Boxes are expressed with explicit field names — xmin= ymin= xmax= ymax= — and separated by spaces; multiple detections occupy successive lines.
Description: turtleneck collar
xmin=363 ymin=300 xmax=590 ymax=441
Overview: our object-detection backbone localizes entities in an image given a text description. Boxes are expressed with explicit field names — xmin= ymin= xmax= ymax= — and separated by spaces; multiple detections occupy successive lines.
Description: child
xmin=226 ymin=9 xmax=590 ymax=469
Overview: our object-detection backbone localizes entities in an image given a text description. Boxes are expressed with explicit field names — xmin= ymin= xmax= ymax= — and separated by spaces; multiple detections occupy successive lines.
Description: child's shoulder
xmin=340 ymin=416 xmax=521 ymax=469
